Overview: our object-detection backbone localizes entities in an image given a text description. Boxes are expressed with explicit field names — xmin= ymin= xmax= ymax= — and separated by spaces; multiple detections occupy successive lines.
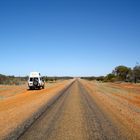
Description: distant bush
xmin=0 ymin=74 xmax=28 ymax=85
xmin=81 ymin=64 xmax=140 ymax=83
xmin=103 ymin=74 xmax=116 ymax=82
xmin=0 ymin=74 xmax=73 ymax=85
xmin=81 ymin=77 xmax=96 ymax=81
xmin=44 ymin=76 xmax=73 ymax=82
xmin=81 ymin=76 xmax=105 ymax=82
xmin=133 ymin=65 xmax=140 ymax=83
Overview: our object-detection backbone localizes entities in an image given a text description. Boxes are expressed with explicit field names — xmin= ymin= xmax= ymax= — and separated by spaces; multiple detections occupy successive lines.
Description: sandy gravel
xmin=0 ymin=85 xmax=26 ymax=99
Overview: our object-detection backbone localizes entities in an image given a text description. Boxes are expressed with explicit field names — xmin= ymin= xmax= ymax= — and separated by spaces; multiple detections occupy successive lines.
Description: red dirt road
xmin=0 ymin=80 xmax=74 ymax=139
xmin=0 ymin=79 xmax=140 ymax=140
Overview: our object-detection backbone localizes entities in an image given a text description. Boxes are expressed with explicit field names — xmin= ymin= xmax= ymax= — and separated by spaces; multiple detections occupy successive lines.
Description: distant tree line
xmin=81 ymin=64 xmax=140 ymax=83
xmin=0 ymin=74 xmax=28 ymax=85
xmin=43 ymin=76 xmax=73 ymax=82
xmin=0 ymin=74 xmax=73 ymax=85
xmin=1 ymin=64 xmax=140 ymax=85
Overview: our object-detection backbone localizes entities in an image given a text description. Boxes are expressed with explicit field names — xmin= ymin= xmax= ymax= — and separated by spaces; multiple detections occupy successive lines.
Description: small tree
xmin=113 ymin=65 xmax=131 ymax=81
xmin=133 ymin=65 xmax=140 ymax=83
xmin=125 ymin=68 xmax=133 ymax=82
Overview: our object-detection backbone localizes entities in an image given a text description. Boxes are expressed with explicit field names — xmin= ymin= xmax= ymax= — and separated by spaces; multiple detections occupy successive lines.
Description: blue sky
xmin=0 ymin=0 xmax=140 ymax=76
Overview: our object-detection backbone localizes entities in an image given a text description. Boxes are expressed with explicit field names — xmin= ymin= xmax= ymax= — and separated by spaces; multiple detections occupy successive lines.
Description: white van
xmin=28 ymin=72 xmax=45 ymax=90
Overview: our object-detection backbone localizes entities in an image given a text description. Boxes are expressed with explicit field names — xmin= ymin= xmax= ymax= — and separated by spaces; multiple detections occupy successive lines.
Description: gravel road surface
xmin=19 ymin=80 xmax=127 ymax=140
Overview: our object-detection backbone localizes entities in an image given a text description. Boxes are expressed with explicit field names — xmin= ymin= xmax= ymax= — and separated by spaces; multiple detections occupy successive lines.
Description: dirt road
xmin=0 ymin=80 xmax=74 ymax=140
xmin=19 ymin=80 xmax=130 ymax=140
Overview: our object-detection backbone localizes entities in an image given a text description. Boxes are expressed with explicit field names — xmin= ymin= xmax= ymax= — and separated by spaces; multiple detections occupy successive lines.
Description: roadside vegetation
xmin=1 ymin=64 xmax=140 ymax=85
xmin=0 ymin=74 xmax=73 ymax=85
xmin=44 ymin=76 xmax=73 ymax=82
xmin=0 ymin=74 xmax=28 ymax=85
xmin=81 ymin=64 xmax=140 ymax=83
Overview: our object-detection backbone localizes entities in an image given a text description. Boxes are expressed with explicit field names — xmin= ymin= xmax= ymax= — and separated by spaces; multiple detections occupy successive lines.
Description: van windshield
xmin=30 ymin=77 xmax=39 ymax=81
